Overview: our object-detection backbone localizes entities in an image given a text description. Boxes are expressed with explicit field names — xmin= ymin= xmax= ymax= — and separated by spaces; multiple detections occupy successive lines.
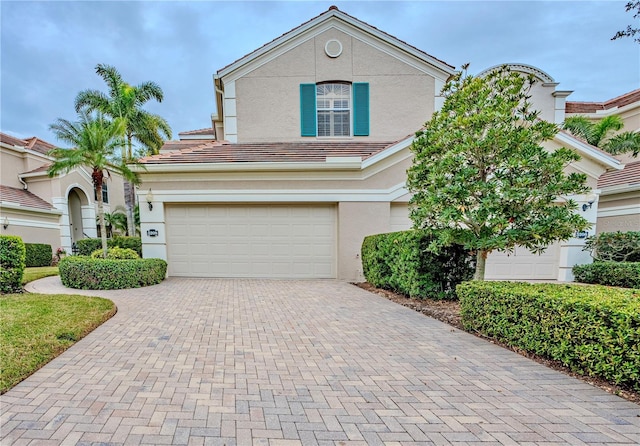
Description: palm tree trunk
xmin=96 ymin=183 xmax=108 ymax=258
xmin=126 ymin=134 xmax=136 ymax=237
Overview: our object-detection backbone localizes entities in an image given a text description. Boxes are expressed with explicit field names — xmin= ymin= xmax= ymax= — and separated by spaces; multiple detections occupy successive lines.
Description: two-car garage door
xmin=165 ymin=204 xmax=336 ymax=278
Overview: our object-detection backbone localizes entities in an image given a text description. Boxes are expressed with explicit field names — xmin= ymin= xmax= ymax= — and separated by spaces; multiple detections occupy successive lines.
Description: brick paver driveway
xmin=2 ymin=278 xmax=639 ymax=445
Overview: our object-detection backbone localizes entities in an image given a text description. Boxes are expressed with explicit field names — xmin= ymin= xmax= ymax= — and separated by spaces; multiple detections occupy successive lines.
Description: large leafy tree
xmin=47 ymin=112 xmax=139 ymax=257
xmin=407 ymin=65 xmax=590 ymax=280
xmin=74 ymin=64 xmax=171 ymax=235
xmin=563 ymin=115 xmax=640 ymax=157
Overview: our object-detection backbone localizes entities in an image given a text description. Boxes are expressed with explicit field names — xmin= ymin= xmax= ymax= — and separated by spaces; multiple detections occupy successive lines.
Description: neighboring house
xmin=0 ymin=132 xmax=126 ymax=253
xmin=566 ymin=89 xmax=640 ymax=234
xmin=137 ymin=6 xmax=621 ymax=282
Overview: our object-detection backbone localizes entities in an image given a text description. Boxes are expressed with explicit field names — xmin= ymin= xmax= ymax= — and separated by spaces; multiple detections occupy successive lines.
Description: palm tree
xmin=74 ymin=64 xmax=172 ymax=235
xmin=563 ymin=115 xmax=639 ymax=156
xmin=48 ymin=112 xmax=139 ymax=258
xmin=100 ymin=206 xmax=129 ymax=237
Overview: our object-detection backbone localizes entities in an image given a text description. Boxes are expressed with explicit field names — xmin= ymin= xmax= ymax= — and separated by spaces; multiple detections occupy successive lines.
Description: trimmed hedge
xmin=58 ymin=256 xmax=167 ymax=290
xmin=25 ymin=243 xmax=53 ymax=267
xmin=458 ymin=281 xmax=640 ymax=390
xmin=362 ymin=230 xmax=474 ymax=299
xmin=76 ymin=236 xmax=142 ymax=257
xmin=573 ymin=262 xmax=640 ymax=289
xmin=0 ymin=235 xmax=26 ymax=293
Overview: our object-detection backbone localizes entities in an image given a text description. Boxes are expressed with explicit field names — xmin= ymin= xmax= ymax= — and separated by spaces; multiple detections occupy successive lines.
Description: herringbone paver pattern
xmin=1 ymin=277 xmax=639 ymax=445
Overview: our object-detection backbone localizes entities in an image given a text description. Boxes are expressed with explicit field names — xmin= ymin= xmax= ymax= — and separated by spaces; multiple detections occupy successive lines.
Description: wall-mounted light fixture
xmin=582 ymin=193 xmax=597 ymax=212
xmin=2 ymin=216 xmax=8 ymax=230
xmin=146 ymin=189 xmax=154 ymax=211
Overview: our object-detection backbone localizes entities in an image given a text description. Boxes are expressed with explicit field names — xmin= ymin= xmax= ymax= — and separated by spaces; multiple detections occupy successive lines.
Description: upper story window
xmin=317 ymin=83 xmax=351 ymax=137
xmin=300 ymin=82 xmax=369 ymax=138
xmin=94 ymin=182 xmax=109 ymax=204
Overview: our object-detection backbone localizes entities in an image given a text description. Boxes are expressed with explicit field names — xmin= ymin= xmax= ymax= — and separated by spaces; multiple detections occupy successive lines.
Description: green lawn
xmin=22 ymin=266 xmax=59 ymax=284
xmin=0 ymin=293 xmax=116 ymax=393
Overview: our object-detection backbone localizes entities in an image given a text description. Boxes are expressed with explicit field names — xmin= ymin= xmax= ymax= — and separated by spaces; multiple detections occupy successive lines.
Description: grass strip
xmin=0 ymin=293 xmax=116 ymax=393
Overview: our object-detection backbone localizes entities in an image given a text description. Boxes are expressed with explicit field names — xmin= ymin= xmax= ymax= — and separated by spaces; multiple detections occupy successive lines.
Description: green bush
xmin=584 ymin=231 xmax=640 ymax=262
xmin=573 ymin=262 xmax=640 ymax=288
xmin=90 ymin=247 xmax=140 ymax=260
xmin=58 ymin=256 xmax=167 ymax=290
xmin=0 ymin=235 xmax=26 ymax=294
xmin=24 ymin=243 xmax=53 ymax=267
xmin=458 ymin=281 xmax=640 ymax=390
xmin=75 ymin=238 xmax=102 ymax=256
xmin=362 ymin=230 xmax=474 ymax=299
xmin=110 ymin=236 xmax=142 ymax=256
xmin=75 ymin=236 xmax=142 ymax=257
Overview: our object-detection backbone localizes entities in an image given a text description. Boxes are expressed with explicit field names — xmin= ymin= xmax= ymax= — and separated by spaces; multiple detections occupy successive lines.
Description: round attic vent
xmin=325 ymin=39 xmax=342 ymax=58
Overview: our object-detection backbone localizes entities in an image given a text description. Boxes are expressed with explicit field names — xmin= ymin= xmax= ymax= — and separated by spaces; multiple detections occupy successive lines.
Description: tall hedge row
xmin=458 ymin=281 xmax=640 ymax=390
xmin=0 ymin=235 xmax=26 ymax=293
xmin=58 ymin=256 xmax=166 ymax=290
xmin=24 ymin=243 xmax=53 ymax=267
xmin=361 ymin=230 xmax=474 ymax=299
xmin=76 ymin=236 xmax=142 ymax=256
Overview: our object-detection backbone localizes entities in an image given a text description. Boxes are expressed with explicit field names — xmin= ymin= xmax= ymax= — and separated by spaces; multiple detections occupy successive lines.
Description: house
xmin=0 ymin=132 xmax=127 ymax=253
xmin=137 ymin=6 xmax=621 ymax=282
xmin=565 ymin=89 xmax=640 ymax=234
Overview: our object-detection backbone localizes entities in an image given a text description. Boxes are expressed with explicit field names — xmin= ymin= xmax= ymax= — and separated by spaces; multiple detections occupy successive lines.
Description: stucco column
xmin=337 ymin=201 xmax=391 ymax=282
xmin=140 ymin=193 xmax=167 ymax=261
xmin=82 ymin=205 xmax=98 ymax=238
xmin=557 ymin=192 xmax=599 ymax=282
xmin=52 ymin=197 xmax=72 ymax=253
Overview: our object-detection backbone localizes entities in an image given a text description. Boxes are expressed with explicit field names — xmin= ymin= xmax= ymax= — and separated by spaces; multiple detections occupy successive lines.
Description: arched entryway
xmin=67 ymin=188 xmax=89 ymax=244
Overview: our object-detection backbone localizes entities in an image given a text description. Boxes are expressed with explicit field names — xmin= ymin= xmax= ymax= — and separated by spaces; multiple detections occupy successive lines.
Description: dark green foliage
xmin=109 ymin=236 xmax=142 ymax=256
xmin=0 ymin=235 xmax=26 ymax=293
xmin=458 ymin=281 xmax=640 ymax=390
xmin=573 ymin=262 xmax=640 ymax=288
xmin=76 ymin=237 xmax=142 ymax=256
xmin=24 ymin=243 xmax=53 ymax=267
xmin=75 ymin=238 xmax=103 ymax=256
xmin=361 ymin=230 xmax=474 ymax=299
xmin=90 ymin=247 xmax=139 ymax=260
xmin=58 ymin=256 xmax=166 ymax=290
xmin=584 ymin=231 xmax=640 ymax=262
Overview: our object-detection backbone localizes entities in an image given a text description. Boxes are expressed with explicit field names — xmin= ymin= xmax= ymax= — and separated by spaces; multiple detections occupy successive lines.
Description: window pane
xmin=316 ymin=83 xmax=351 ymax=137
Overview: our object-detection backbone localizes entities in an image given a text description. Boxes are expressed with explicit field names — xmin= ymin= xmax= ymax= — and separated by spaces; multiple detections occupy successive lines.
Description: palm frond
xmin=562 ymin=116 xmax=595 ymax=144
xmin=604 ymin=131 xmax=640 ymax=156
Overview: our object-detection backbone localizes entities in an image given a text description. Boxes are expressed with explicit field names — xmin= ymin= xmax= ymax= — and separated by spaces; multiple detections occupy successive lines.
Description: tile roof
xmin=0 ymin=185 xmax=55 ymax=210
xmin=0 ymin=132 xmax=55 ymax=155
xmin=141 ymin=141 xmax=395 ymax=164
xmin=178 ymin=128 xmax=216 ymax=136
xmin=598 ymin=159 xmax=640 ymax=189
xmin=217 ymin=6 xmax=454 ymax=75
xmin=160 ymin=139 xmax=217 ymax=152
xmin=21 ymin=164 xmax=51 ymax=175
xmin=566 ymin=89 xmax=640 ymax=114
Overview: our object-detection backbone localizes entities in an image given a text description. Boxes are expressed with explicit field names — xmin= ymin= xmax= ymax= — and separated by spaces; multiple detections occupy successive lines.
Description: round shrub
xmin=90 ymin=247 xmax=140 ymax=260
xmin=58 ymin=256 xmax=167 ymax=290
xmin=0 ymin=235 xmax=26 ymax=294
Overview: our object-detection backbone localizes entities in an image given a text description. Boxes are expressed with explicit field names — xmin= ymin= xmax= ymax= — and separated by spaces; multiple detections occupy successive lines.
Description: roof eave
xmin=554 ymin=132 xmax=622 ymax=171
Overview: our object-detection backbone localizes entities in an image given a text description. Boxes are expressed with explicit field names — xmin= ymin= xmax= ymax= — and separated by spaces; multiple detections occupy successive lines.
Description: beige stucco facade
xmin=140 ymin=7 xmax=622 ymax=282
xmin=1 ymin=135 xmax=127 ymax=254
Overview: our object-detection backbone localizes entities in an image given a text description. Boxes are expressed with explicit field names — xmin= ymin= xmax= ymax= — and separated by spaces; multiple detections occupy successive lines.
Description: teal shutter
xmin=353 ymin=82 xmax=369 ymax=136
xmin=300 ymin=84 xmax=316 ymax=137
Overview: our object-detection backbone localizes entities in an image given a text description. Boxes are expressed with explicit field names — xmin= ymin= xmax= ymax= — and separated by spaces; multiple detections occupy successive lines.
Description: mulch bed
xmin=355 ymin=282 xmax=640 ymax=405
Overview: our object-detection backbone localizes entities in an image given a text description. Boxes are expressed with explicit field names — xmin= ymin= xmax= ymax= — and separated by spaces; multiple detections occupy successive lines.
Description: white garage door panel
xmin=485 ymin=243 xmax=560 ymax=280
xmin=166 ymin=204 xmax=337 ymax=278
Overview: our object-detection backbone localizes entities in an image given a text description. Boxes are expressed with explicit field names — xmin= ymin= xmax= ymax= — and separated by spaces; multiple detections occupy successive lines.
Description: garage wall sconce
xmin=2 ymin=216 xmax=8 ymax=230
xmin=146 ymin=189 xmax=154 ymax=211
xmin=582 ymin=193 xmax=597 ymax=212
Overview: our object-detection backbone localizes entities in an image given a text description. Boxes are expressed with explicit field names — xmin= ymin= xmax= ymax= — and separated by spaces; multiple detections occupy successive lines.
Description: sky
xmin=1 ymin=0 xmax=639 ymax=146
